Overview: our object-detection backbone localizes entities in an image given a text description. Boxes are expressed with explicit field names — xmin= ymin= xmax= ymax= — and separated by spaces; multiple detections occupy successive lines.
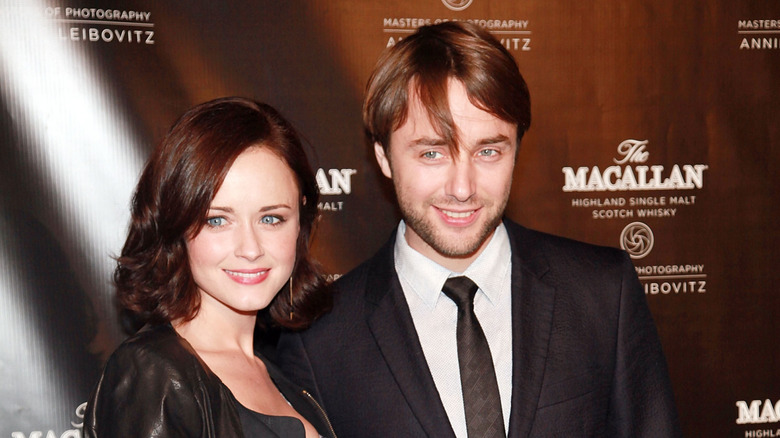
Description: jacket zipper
xmin=302 ymin=389 xmax=338 ymax=438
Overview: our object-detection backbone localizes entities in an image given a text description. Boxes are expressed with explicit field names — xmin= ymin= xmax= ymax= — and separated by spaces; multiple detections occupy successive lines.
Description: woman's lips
xmin=224 ymin=269 xmax=269 ymax=285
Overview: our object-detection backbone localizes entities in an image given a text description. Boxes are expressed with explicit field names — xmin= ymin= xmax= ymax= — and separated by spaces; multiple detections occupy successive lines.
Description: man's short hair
xmin=363 ymin=21 xmax=531 ymax=152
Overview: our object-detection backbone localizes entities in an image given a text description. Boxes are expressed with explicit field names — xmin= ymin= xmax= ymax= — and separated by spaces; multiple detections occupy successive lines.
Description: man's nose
xmin=445 ymin=157 xmax=476 ymax=202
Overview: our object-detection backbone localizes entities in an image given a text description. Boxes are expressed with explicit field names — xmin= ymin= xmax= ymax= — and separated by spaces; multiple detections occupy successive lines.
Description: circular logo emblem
xmin=441 ymin=0 xmax=474 ymax=11
xmin=620 ymin=222 xmax=654 ymax=259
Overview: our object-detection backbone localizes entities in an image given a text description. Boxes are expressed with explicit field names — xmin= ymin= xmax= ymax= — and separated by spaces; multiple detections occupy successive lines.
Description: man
xmin=278 ymin=21 xmax=680 ymax=437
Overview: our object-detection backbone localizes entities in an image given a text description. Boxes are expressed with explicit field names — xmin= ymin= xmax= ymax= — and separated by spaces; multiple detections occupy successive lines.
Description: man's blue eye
xmin=423 ymin=151 xmax=442 ymax=159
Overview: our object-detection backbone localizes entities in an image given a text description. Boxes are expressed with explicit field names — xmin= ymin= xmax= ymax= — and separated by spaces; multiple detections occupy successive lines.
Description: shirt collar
xmin=394 ymin=221 xmax=511 ymax=310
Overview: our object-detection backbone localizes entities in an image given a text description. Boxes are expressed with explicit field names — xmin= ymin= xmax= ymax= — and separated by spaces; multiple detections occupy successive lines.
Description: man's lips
xmin=440 ymin=209 xmax=476 ymax=219
xmin=436 ymin=207 xmax=480 ymax=225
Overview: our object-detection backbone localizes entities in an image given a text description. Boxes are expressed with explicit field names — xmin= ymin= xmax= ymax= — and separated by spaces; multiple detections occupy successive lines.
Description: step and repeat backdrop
xmin=1 ymin=0 xmax=778 ymax=436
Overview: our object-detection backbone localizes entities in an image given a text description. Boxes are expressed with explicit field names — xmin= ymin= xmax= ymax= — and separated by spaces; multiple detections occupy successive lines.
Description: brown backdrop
xmin=1 ymin=1 xmax=778 ymax=436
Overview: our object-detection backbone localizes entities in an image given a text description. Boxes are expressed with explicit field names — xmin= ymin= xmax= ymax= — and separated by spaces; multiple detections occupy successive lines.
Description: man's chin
xmin=425 ymin=230 xmax=490 ymax=258
xmin=437 ymin=219 xmax=505 ymax=256
xmin=404 ymin=211 xmax=501 ymax=256
xmin=433 ymin=244 xmax=483 ymax=259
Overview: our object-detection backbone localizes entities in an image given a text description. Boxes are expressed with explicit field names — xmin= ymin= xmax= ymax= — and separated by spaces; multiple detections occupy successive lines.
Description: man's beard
xmin=398 ymin=195 xmax=507 ymax=259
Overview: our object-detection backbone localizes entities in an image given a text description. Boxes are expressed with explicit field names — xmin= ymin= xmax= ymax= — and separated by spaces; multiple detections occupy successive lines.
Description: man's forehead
xmin=400 ymin=92 xmax=441 ymax=136
xmin=396 ymin=81 xmax=518 ymax=148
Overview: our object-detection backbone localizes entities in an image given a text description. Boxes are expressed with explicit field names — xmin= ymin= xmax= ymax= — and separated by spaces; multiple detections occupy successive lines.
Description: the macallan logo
xmin=737 ymin=399 xmax=780 ymax=424
xmin=620 ymin=222 xmax=654 ymax=259
xmin=316 ymin=168 xmax=356 ymax=195
xmin=562 ymin=139 xmax=708 ymax=192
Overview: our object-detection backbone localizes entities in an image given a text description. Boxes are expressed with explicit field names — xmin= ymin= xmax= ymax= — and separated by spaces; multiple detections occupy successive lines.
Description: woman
xmin=84 ymin=97 xmax=335 ymax=437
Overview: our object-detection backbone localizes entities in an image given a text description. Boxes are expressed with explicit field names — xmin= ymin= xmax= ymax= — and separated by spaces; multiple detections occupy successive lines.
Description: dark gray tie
xmin=442 ymin=276 xmax=505 ymax=438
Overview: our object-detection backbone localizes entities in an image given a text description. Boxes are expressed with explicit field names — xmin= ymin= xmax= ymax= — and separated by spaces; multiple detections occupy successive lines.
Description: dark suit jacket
xmin=277 ymin=219 xmax=681 ymax=437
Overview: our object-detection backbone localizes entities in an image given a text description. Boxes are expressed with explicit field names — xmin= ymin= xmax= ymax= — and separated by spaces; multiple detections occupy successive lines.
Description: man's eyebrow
xmin=409 ymin=136 xmax=448 ymax=147
xmin=477 ymin=134 xmax=511 ymax=145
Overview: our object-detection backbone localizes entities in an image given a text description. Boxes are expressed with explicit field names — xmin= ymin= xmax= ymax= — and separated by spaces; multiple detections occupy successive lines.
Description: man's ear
xmin=374 ymin=143 xmax=392 ymax=178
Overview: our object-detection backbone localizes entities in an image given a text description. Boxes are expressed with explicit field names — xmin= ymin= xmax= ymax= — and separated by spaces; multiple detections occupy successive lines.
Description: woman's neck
xmin=173 ymin=303 xmax=258 ymax=358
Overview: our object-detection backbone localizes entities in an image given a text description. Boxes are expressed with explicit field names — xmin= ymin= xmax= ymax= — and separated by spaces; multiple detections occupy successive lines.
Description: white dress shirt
xmin=394 ymin=221 xmax=513 ymax=438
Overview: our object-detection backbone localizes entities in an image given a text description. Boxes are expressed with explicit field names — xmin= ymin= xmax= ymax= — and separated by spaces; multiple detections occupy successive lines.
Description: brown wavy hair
xmin=363 ymin=21 xmax=531 ymax=153
xmin=115 ymin=97 xmax=330 ymax=330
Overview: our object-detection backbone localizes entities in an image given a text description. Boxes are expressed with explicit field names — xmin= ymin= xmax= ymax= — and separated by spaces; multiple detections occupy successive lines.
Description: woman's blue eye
xmin=261 ymin=216 xmax=281 ymax=225
xmin=206 ymin=217 xmax=226 ymax=227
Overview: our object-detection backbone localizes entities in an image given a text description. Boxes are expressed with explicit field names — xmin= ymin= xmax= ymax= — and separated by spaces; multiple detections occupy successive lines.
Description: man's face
xmin=374 ymin=79 xmax=518 ymax=272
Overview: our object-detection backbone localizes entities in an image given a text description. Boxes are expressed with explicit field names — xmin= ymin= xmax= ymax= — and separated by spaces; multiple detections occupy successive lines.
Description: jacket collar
xmin=264 ymin=354 xmax=338 ymax=438
xmin=504 ymin=219 xmax=556 ymax=437
xmin=364 ymin=231 xmax=457 ymax=437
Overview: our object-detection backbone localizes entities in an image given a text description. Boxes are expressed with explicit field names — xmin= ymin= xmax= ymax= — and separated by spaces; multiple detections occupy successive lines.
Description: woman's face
xmin=186 ymin=146 xmax=300 ymax=316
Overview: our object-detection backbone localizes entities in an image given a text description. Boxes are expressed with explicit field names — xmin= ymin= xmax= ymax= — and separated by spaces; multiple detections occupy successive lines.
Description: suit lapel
xmin=364 ymin=236 xmax=456 ymax=438
xmin=505 ymin=221 xmax=556 ymax=438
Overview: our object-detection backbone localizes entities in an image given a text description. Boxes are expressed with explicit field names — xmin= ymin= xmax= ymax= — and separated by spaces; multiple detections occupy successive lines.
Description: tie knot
xmin=442 ymin=276 xmax=479 ymax=309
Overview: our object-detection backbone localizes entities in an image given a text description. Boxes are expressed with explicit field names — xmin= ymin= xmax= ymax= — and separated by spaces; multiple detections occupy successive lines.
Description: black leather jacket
xmin=84 ymin=324 xmax=336 ymax=437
